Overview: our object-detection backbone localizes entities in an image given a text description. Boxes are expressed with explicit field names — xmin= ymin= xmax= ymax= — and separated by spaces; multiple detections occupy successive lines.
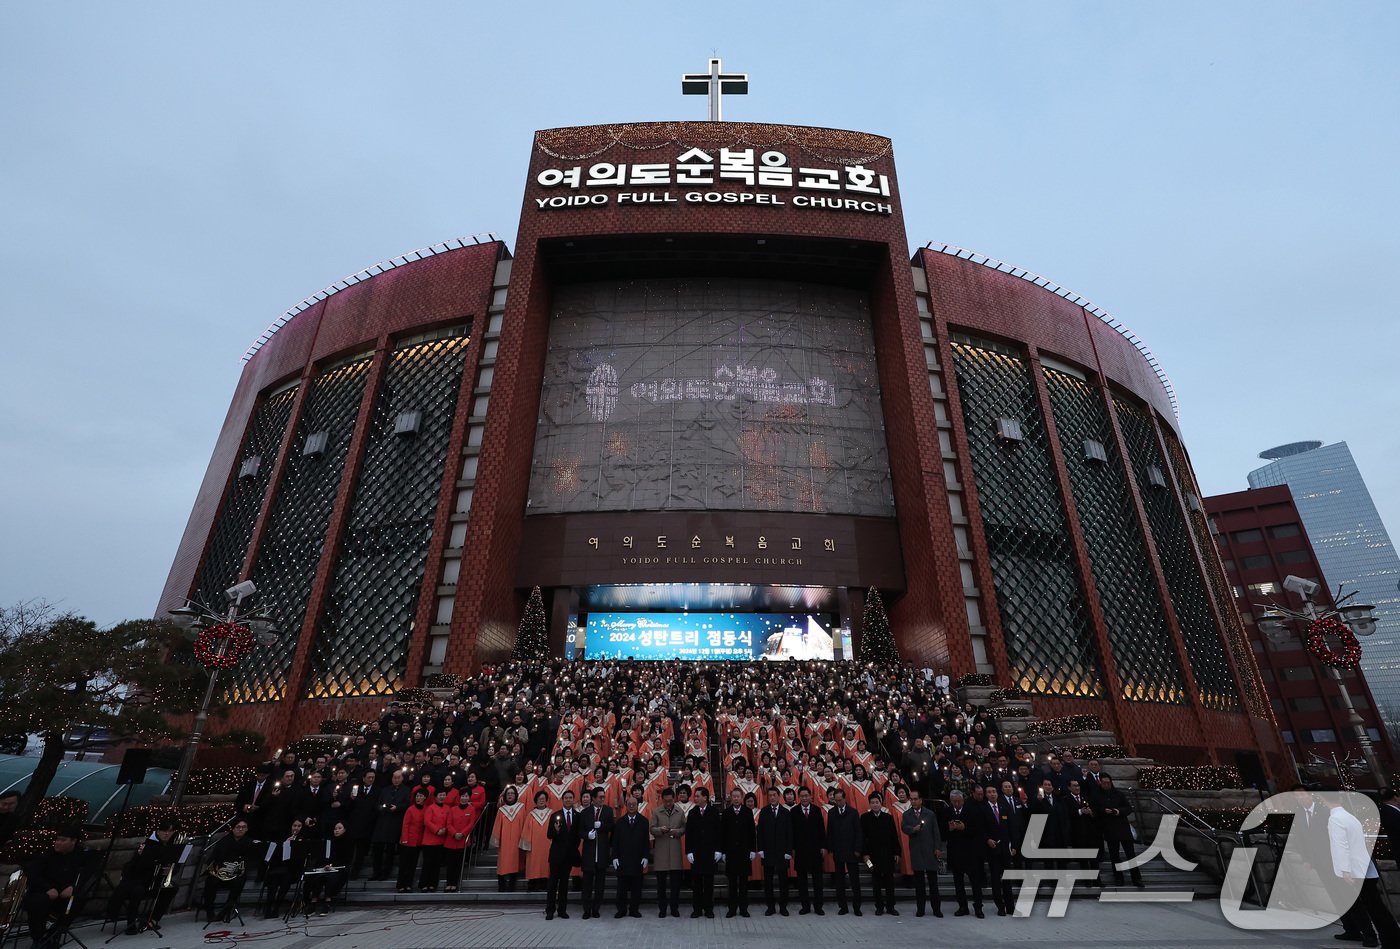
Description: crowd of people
xmin=209 ymin=659 xmax=1149 ymax=922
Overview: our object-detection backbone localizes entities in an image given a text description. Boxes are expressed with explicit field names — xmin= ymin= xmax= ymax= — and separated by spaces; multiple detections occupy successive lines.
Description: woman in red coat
xmin=459 ymin=772 xmax=488 ymax=823
xmin=443 ymin=792 xmax=479 ymax=892
xmin=396 ymin=789 xmax=429 ymax=893
xmin=418 ymin=790 xmax=450 ymax=891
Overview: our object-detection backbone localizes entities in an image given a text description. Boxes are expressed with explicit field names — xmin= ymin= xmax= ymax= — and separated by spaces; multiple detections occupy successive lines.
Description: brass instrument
xmin=211 ymin=860 xmax=244 ymax=882
xmin=0 ymin=870 xmax=27 ymax=939
xmin=158 ymin=832 xmax=189 ymax=889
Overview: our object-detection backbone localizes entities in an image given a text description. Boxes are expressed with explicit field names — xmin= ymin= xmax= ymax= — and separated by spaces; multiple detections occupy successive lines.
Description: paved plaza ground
xmin=69 ymin=900 xmax=1355 ymax=949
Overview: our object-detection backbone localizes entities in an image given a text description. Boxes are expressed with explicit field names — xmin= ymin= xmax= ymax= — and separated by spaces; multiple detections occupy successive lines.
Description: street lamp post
xmin=1256 ymin=575 xmax=1382 ymax=786
xmin=168 ymin=580 xmax=279 ymax=807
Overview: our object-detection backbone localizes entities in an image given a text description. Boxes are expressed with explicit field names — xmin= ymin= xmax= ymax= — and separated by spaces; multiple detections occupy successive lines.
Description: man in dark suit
xmin=611 ymin=797 xmax=650 ymax=918
xmin=860 ymin=792 xmax=900 ymax=916
xmin=826 ymin=787 xmax=864 ymax=916
xmin=720 ymin=788 xmax=756 ymax=917
xmin=234 ymin=765 xmax=275 ymax=839
xmin=1093 ymin=775 xmax=1142 ymax=888
xmin=945 ymin=789 xmax=986 ymax=918
xmin=684 ymin=787 xmax=721 ymax=918
xmin=301 ymin=771 xmax=331 ymax=839
xmin=791 ymin=786 xmax=827 ymax=915
xmin=981 ymin=784 xmax=1016 ymax=914
xmin=577 ymin=787 xmax=615 ymax=919
xmin=544 ymin=789 xmax=579 ymax=920
xmin=756 ymin=787 xmax=793 ymax=916
xmin=1057 ymin=779 xmax=1101 ymax=884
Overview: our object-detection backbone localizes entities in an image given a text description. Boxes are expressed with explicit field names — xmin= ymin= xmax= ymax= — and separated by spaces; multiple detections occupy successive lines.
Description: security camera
xmin=1283 ymin=575 xmax=1319 ymax=599
xmin=225 ymin=580 xmax=258 ymax=603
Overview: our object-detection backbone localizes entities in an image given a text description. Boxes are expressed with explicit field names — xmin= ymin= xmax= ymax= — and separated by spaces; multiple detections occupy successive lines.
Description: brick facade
xmin=157 ymin=122 xmax=1283 ymax=777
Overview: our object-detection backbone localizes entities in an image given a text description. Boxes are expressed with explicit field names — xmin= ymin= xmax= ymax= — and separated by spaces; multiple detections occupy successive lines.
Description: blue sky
xmin=2 ymin=2 xmax=1396 ymax=625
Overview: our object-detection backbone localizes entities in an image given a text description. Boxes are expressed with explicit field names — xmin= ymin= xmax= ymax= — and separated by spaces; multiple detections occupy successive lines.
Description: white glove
xmin=784 ymin=854 xmax=791 ymax=861
xmin=588 ymin=830 xmax=597 ymax=839
xmin=641 ymin=859 xmax=648 ymax=870
xmin=758 ymin=850 xmax=765 ymax=860
xmin=612 ymin=858 xmax=619 ymax=870
xmin=714 ymin=851 xmax=723 ymax=863
xmin=748 ymin=851 xmax=756 ymax=861
xmin=687 ymin=853 xmax=695 ymax=863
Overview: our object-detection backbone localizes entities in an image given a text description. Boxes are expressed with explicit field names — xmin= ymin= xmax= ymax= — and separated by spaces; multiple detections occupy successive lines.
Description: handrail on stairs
xmin=1132 ymin=787 xmax=1270 ymax=906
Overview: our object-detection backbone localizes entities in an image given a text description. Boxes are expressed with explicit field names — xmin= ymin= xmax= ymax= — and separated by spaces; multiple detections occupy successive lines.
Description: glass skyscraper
xmin=1249 ymin=441 xmax=1400 ymax=735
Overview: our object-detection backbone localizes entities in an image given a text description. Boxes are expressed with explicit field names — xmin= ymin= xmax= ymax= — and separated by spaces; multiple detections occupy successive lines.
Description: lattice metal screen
xmin=225 ymin=357 xmax=373 ymax=704
xmin=191 ymin=386 xmax=298 ymax=611
xmin=308 ymin=334 xmax=469 ymax=699
xmin=1114 ymin=397 xmax=1238 ymax=711
xmin=528 ymin=278 xmax=893 ymax=516
xmin=949 ymin=339 xmax=1102 ymax=697
xmin=1044 ymin=369 xmax=1186 ymax=704
xmin=1161 ymin=429 xmax=1271 ymax=718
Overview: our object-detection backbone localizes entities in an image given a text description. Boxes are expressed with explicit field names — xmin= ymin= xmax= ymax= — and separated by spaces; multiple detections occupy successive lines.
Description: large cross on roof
xmin=681 ymin=57 xmax=748 ymax=122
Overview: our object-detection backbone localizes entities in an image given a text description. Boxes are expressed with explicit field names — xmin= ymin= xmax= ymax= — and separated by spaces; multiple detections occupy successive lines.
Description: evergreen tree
xmin=0 ymin=601 xmax=200 ymax=828
xmin=512 ymin=586 xmax=548 ymax=660
xmin=858 ymin=587 xmax=899 ymax=662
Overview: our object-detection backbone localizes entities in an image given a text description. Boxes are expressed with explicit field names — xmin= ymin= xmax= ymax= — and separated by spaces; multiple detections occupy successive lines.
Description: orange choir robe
xmin=520 ymin=806 xmax=554 ymax=881
xmin=888 ymin=798 xmax=913 ymax=875
xmin=841 ymin=778 xmax=875 ymax=814
xmin=490 ymin=801 xmax=527 ymax=877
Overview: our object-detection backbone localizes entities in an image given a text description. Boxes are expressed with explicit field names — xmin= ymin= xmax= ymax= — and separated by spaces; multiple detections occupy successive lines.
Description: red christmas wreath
xmin=1305 ymin=616 xmax=1362 ymax=670
xmin=192 ymin=623 xmax=255 ymax=669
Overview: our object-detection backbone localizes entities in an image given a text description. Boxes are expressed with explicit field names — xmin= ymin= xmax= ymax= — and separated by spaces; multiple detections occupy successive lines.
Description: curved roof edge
xmin=1259 ymin=440 xmax=1323 ymax=460
xmin=241 ymin=234 xmax=504 ymax=363
xmin=921 ymin=242 xmax=1179 ymax=419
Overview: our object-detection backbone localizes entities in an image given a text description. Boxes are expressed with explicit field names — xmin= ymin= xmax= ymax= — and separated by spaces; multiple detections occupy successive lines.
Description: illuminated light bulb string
xmin=535 ymin=122 xmax=894 ymax=166
xmin=191 ymin=622 xmax=255 ymax=669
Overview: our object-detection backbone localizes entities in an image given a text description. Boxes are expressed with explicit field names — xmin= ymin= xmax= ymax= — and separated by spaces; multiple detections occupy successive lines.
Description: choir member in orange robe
xmin=520 ymin=791 xmax=555 ymax=888
xmin=887 ymin=785 xmax=913 ymax=876
xmin=489 ymin=786 xmax=527 ymax=890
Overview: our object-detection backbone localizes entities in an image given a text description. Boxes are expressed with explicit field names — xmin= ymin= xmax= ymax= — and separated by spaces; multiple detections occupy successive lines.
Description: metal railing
xmin=1131 ymin=787 xmax=1269 ymax=904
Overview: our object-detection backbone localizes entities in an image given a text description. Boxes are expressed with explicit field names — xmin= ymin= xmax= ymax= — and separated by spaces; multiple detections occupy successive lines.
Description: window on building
xmin=1222 ymin=559 xmax=1236 ymax=571
xmin=1248 ymin=582 xmax=1280 ymax=597
xmin=1310 ymin=729 xmax=1337 ymax=743
xmin=1289 ymin=696 xmax=1324 ymax=712
xmin=1278 ymin=550 xmax=1310 ymax=565
xmin=1232 ymin=529 xmax=1264 ymax=544
xmin=1242 ymin=555 xmax=1272 ymax=570
xmin=1282 ymin=730 xmax=1295 ymax=744
xmin=1269 ymin=523 xmax=1301 ymax=539
xmin=1280 ymin=667 xmax=1315 ymax=681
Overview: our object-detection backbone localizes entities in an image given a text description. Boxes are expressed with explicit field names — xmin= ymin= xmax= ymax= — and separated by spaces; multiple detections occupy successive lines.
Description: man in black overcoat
xmin=944 ymin=789 xmax=986 ymax=918
xmin=684 ymin=787 xmax=721 ymax=918
xmin=860 ymin=792 xmax=900 ymax=915
xmin=544 ymin=789 xmax=580 ymax=920
xmin=791 ymin=786 xmax=827 ymax=915
xmin=826 ymin=787 xmax=864 ymax=915
xmin=756 ymin=787 xmax=793 ymax=915
xmin=611 ymin=797 xmax=650 ymax=918
xmin=577 ymin=787 xmax=615 ymax=918
xmin=720 ymin=788 xmax=756 ymax=917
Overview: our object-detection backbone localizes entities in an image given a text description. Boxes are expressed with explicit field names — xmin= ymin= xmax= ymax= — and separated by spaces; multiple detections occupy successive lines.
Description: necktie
xmin=804 ymin=807 xmax=809 ymax=817
xmin=992 ymin=804 xmax=999 ymax=820
xmin=565 ymin=810 xmax=571 ymax=827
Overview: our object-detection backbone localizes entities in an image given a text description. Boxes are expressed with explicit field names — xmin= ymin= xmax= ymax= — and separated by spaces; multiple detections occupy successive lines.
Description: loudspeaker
xmin=116 ymin=748 xmax=153 ymax=785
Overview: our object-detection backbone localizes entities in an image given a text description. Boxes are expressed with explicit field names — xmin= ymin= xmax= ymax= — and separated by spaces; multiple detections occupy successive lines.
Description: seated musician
xmin=106 ymin=819 xmax=181 ymax=934
xmin=302 ymin=821 xmax=354 ymax=916
xmin=202 ymin=818 xmax=259 ymax=923
xmin=22 ymin=825 xmax=87 ymax=947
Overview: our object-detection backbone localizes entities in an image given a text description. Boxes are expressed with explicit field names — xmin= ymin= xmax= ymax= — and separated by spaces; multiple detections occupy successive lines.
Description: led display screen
xmin=528 ymin=277 xmax=893 ymax=516
xmin=582 ymin=612 xmax=836 ymax=661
